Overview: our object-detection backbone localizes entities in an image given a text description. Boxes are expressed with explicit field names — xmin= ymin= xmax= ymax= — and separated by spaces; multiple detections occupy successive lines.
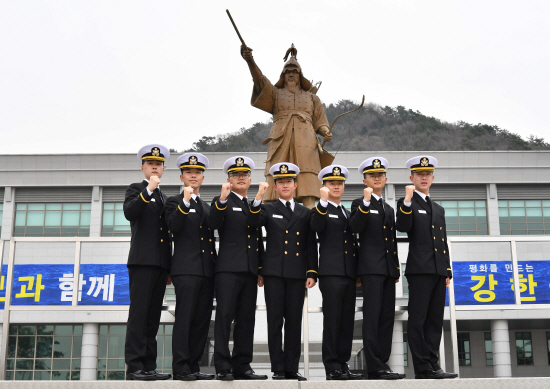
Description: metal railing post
xmin=511 ymin=240 xmax=521 ymax=305
xmin=302 ymin=287 xmax=309 ymax=379
xmin=0 ymin=240 xmax=16 ymax=380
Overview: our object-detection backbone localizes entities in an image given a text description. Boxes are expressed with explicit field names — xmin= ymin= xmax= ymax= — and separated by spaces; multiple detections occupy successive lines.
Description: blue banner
xmin=4 ymin=264 xmax=130 ymax=306
xmin=450 ymin=260 xmax=550 ymax=305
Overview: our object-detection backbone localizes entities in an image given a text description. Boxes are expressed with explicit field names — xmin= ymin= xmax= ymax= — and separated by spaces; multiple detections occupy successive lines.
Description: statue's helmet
xmin=274 ymin=48 xmax=312 ymax=91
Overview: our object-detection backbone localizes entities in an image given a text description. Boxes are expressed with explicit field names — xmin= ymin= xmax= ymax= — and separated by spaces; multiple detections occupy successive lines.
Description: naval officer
xmin=124 ymin=144 xmax=172 ymax=381
xmin=165 ymin=153 xmax=216 ymax=381
xmin=310 ymin=165 xmax=362 ymax=381
xmin=396 ymin=156 xmax=457 ymax=379
xmin=349 ymin=157 xmax=405 ymax=380
xmin=248 ymin=162 xmax=317 ymax=381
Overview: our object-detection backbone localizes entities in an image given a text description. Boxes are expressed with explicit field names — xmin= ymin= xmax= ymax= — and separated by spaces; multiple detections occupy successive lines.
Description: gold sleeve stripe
xmin=250 ymin=207 xmax=261 ymax=214
xmin=140 ymin=193 xmax=150 ymax=203
xmin=178 ymin=205 xmax=189 ymax=215
xmin=307 ymin=270 xmax=318 ymax=274
xmin=215 ymin=201 xmax=227 ymax=211
xmin=447 ymin=268 xmax=452 ymax=270
xmin=400 ymin=207 xmax=412 ymax=215
xmin=258 ymin=267 xmax=262 ymax=269
xmin=316 ymin=206 xmax=327 ymax=215
xmin=358 ymin=205 xmax=369 ymax=214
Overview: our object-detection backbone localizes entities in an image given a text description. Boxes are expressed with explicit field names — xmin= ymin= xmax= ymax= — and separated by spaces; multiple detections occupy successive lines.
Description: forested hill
xmin=185 ymin=100 xmax=549 ymax=152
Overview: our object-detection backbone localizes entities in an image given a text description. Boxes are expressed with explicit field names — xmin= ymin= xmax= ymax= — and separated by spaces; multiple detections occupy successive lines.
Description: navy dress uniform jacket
xmin=248 ymin=201 xmax=318 ymax=280
xmin=208 ymin=192 xmax=263 ymax=275
xmin=350 ymin=197 xmax=400 ymax=279
xmin=165 ymin=194 xmax=216 ymax=278
xmin=310 ymin=202 xmax=357 ymax=279
xmin=396 ymin=192 xmax=452 ymax=279
xmin=123 ymin=180 xmax=171 ymax=270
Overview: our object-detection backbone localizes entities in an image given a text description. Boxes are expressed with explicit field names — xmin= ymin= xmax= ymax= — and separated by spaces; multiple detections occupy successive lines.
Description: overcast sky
xmin=1 ymin=0 xmax=549 ymax=155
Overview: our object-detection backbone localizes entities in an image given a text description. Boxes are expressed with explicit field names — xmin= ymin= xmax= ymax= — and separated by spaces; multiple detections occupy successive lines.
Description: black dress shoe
xmin=126 ymin=370 xmax=156 ymax=381
xmin=235 ymin=369 xmax=268 ymax=380
xmin=343 ymin=369 xmax=363 ymax=380
xmin=147 ymin=370 xmax=171 ymax=380
xmin=272 ymin=371 xmax=286 ymax=380
xmin=368 ymin=369 xmax=403 ymax=380
xmin=216 ymin=369 xmax=234 ymax=381
xmin=415 ymin=368 xmax=445 ymax=379
xmin=326 ymin=369 xmax=348 ymax=380
xmin=433 ymin=369 xmax=458 ymax=379
xmin=173 ymin=370 xmax=196 ymax=381
xmin=193 ymin=371 xmax=215 ymax=380
xmin=286 ymin=372 xmax=307 ymax=381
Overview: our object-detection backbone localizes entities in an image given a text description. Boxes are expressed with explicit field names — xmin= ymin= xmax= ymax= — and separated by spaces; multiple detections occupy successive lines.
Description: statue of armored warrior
xmin=241 ymin=44 xmax=333 ymax=209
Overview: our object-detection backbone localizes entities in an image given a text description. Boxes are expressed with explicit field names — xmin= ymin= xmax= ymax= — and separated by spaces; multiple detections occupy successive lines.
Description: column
xmin=388 ymin=320 xmax=405 ymax=374
xmin=491 ymin=319 xmax=512 ymax=377
xmin=1 ymin=187 xmax=14 ymax=241
xmin=486 ymin=184 xmax=501 ymax=236
xmin=89 ymin=186 xmax=102 ymax=237
xmin=80 ymin=323 xmax=99 ymax=381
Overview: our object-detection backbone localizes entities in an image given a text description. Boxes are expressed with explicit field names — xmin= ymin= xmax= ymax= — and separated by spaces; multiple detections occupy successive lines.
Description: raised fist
xmin=256 ymin=182 xmax=269 ymax=200
xmin=183 ymin=186 xmax=194 ymax=203
xmin=364 ymin=187 xmax=373 ymax=202
xmin=148 ymin=175 xmax=160 ymax=191
xmin=241 ymin=45 xmax=253 ymax=61
xmin=405 ymin=185 xmax=415 ymax=202
xmin=220 ymin=182 xmax=232 ymax=201
xmin=320 ymin=186 xmax=329 ymax=202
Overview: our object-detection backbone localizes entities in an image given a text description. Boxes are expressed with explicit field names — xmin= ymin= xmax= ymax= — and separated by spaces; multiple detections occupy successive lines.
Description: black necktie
xmin=154 ymin=188 xmax=163 ymax=204
xmin=286 ymin=201 xmax=293 ymax=214
xmin=338 ymin=205 xmax=346 ymax=219
xmin=426 ymin=196 xmax=432 ymax=211
xmin=242 ymin=197 xmax=249 ymax=208
xmin=192 ymin=197 xmax=202 ymax=214
xmin=378 ymin=198 xmax=386 ymax=217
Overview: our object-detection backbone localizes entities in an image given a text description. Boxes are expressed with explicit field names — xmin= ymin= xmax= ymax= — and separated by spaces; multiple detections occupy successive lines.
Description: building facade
xmin=1 ymin=151 xmax=550 ymax=380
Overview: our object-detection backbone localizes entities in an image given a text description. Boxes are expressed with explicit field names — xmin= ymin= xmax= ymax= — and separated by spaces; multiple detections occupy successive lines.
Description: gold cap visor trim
xmin=142 ymin=156 xmax=166 ymax=161
xmin=227 ymin=167 xmax=252 ymax=173
xmin=410 ymin=167 xmax=435 ymax=172
xmin=322 ymin=176 xmax=346 ymax=181
xmin=363 ymin=168 xmax=386 ymax=173
xmin=179 ymin=164 xmax=206 ymax=170
xmin=273 ymin=173 xmax=297 ymax=179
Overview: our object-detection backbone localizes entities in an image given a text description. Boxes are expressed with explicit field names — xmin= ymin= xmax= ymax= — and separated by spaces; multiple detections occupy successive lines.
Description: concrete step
xmin=1 ymin=377 xmax=550 ymax=387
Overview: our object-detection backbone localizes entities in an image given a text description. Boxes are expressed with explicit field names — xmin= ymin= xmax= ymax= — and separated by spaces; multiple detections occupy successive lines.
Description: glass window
xmin=101 ymin=203 xmax=131 ymax=237
xmin=499 ymin=200 xmax=550 ymax=235
xmin=435 ymin=200 xmax=488 ymax=235
xmin=13 ymin=203 xmax=91 ymax=237
xmin=516 ymin=332 xmax=534 ymax=365
xmin=403 ymin=333 xmax=408 ymax=367
xmin=5 ymin=325 xmax=82 ymax=380
xmin=458 ymin=332 xmax=471 ymax=366
xmin=485 ymin=332 xmax=493 ymax=366
xmin=98 ymin=324 xmax=126 ymax=380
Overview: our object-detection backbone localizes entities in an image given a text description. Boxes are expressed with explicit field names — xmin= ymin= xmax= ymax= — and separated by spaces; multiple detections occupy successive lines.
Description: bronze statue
xmin=240 ymin=43 xmax=332 ymax=209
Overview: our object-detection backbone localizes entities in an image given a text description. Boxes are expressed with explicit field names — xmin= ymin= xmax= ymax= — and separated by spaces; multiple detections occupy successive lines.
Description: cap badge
xmin=236 ymin=158 xmax=244 ymax=166
xmin=373 ymin=159 xmax=381 ymax=168
xmin=189 ymin=156 xmax=197 ymax=165
xmin=152 ymin=147 xmax=160 ymax=157
xmin=333 ymin=167 xmax=341 ymax=176
xmin=421 ymin=157 xmax=429 ymax=167
xmin=281 ymin=165 xmax=288 ymax=174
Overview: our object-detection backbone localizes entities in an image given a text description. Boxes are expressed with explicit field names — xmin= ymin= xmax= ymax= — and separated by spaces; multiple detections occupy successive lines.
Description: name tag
xmin=329 ymin=214 xmax=339 ymax=218
xmin=189 ymin=209 xmax=196 ymax=213
xmin=418 ymin=210 xmax=427 ymax=214
xmin=232 ymin=207 xmax=242 ymax=212
xmin=150 ymin=198 xmax=156 ymax=202
xmin=371 ymin=209 xmax=379 ymax=214
xmin=272 ymin=214 xmax=283 ymax=219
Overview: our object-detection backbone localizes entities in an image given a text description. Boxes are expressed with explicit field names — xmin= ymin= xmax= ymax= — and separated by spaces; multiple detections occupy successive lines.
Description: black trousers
xmin=125 ymin=265 xmax=168 ymax=373
xmin=406 ymin=274 xmax=446 ymax=373
xmin=171 ymin=274 xmax=214 ymax=374
xmin=360 ymin=274 xmax=396 ymax=373
xmin=319 ymin=276 xmax=356 ymax=374
xmin=214 ymin=272 xmax=257 ymax=375
xmin=264 ymin=276 xmax=305 ymax=373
